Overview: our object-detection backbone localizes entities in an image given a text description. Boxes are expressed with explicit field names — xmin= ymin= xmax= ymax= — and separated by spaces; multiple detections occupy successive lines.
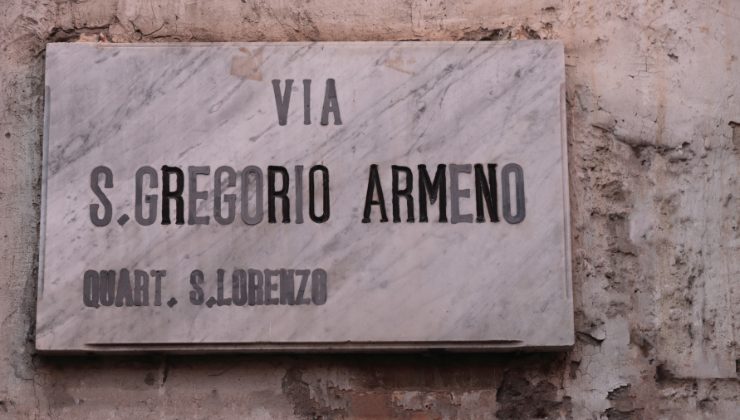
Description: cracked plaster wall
xmin=0 ymin=0 xmax=738 ymax=419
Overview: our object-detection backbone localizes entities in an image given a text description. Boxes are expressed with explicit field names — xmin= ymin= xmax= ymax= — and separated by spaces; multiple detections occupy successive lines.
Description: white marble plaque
xmin=37 ymin=42 xmax=572 ymax=352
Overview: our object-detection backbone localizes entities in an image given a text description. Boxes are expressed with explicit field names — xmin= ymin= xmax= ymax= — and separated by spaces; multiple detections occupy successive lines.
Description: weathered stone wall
xmin=1 ymin=1 xmax=737 ymax=418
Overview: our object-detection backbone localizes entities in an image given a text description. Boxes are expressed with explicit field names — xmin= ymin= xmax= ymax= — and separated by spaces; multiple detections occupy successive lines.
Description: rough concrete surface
xmin=0 ymin=0 xmax=737 ymax=419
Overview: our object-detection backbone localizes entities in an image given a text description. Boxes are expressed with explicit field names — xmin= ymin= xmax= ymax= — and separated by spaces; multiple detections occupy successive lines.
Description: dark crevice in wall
xmin=282 ymin=366 xmax=347 ymax=419
xmin=730 ymin=121 xmax=740 ymax=151
xmin=495 ymin=373 xmax=572 ymax=419
xmin=47 ymin=25 xmax=112 ymax=42
xmin=459 ymin=25 xmax=549 ymax=41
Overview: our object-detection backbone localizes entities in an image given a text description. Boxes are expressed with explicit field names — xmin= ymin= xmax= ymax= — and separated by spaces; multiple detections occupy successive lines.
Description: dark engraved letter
xmin=309 ymin=165 xmax=330 ymax=223
xmin=135 ymin=166 xmax=158 ymax=225
xmin=189 ymin=270 xmax=205 ymax=305
xmin=216 ymin=268 xmax=232 ymax=306
xmin=267 ymin=166 xmax=290 ymax=223
xmin=241 ymin=166 xmax=264 ymax=225
xmin=303 ymin=79 xmax=311 ymax=125
xmin=133 ymin=270 xmax=149 ymax=306
xmin=501 ymin=163 xmax=526 ymax=224
xmin=295 ymin=165 xmax=304 ymax=224
xmin=392 ymin=165 xmax=414 ymax=223
xmin=264 ymin=269 xmax=280 ymax=305
xmin=272 ymin=79 xmax=293 ymax=126
xmin=362 ymin=164 xmax=389 ymax=223
xmin=161 ymin=165 xmax=185 ymax=225
xmin=232 ymin=269 xmax=248 ymax=306
xmin=188 ymin=166 xmax=210 ymax=225
xmin=83 ymin=270 xmax=100 ymax=308
xmin=474 ymin=163 xmax=500 ymax=223
xmin=418 ymin=164 xmax=447 ymax=223
xmin=449 ymin=164 xmax=473 ymax=224
xmin=90 ymin=166 xmax=113 ymax=227
xmin=214 ymin=166 xmax=236 ymax=225
xmin=279 ymin=269 xmax=296 ymax=305
xmin=320 ymin=79 xmax=342 ymax=125
xmin=115 ymin=268 xmax=133 ymax=307
xmin=311 ymin=269 xmax=328 ymax=305
xmin=295 ymin=269 xmax=311 ymax=305
xmin=99 ymin=270 xmax=116 ymax=306
xmin=151 ymin=270 xmax=165 ymax=306
xmin=247 ymin=269 xmax=264 ymax=306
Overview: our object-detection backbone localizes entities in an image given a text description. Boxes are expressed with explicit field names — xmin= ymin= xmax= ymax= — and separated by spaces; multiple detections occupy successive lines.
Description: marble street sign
xmin=37 ymin=42 xmax=573 ymax=352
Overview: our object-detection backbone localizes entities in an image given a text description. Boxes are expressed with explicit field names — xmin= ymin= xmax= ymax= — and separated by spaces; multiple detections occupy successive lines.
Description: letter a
xmin=320 ymin=79 xmax=342 ymax=125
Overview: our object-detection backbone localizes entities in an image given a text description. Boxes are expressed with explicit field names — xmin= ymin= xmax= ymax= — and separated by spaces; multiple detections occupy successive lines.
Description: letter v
xmin=272 ymin=79 xmax=293 ymax=126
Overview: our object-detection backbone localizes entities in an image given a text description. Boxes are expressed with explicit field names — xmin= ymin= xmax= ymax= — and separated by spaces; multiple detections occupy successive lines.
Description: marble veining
xmin=37 ymin=42 xmax=572 ymax=352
